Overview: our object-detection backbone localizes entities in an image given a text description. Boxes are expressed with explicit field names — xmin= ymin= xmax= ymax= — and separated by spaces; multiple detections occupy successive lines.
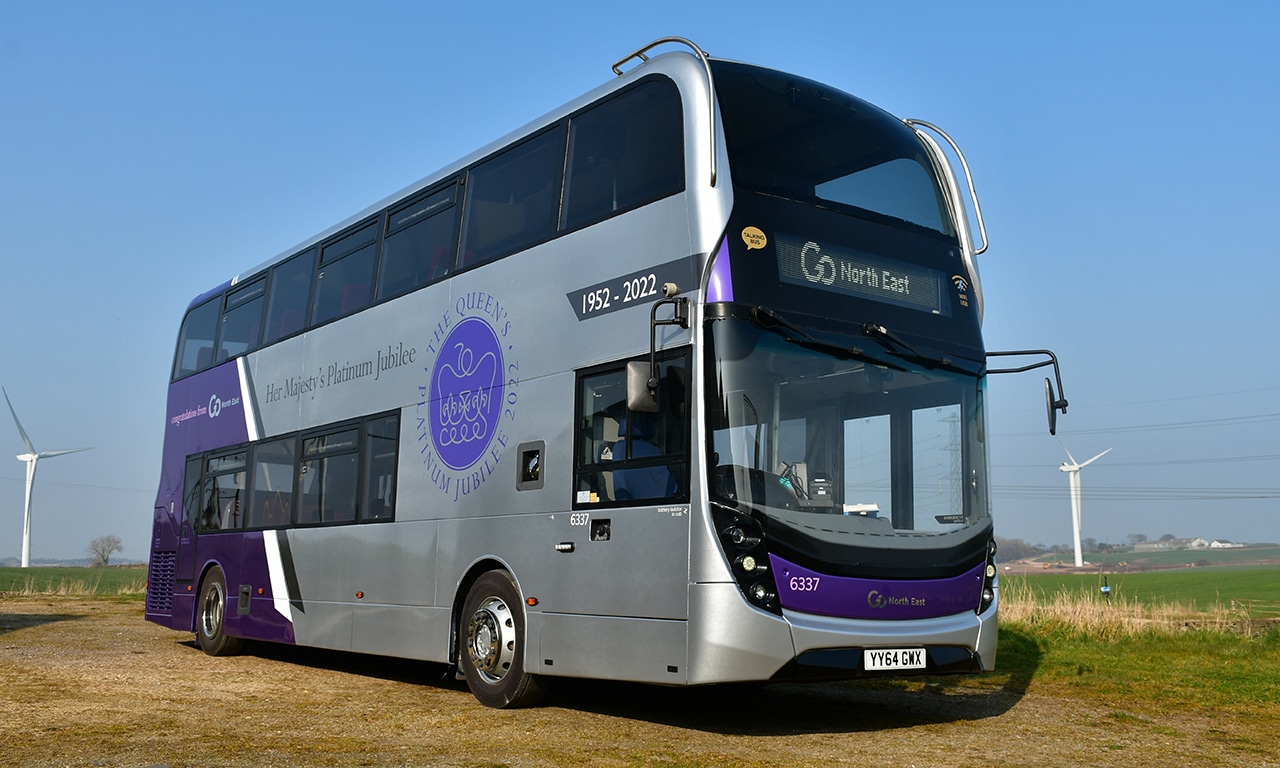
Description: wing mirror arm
xmin=627 ymin=285 xmax=688 ymax=413
xmin=987 ymin=349 xmax=1069 ymax=435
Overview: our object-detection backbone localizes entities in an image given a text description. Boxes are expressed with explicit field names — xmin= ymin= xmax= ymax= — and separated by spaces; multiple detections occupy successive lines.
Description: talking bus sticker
xmin=417 ymin=291 xmax=518 ymax=502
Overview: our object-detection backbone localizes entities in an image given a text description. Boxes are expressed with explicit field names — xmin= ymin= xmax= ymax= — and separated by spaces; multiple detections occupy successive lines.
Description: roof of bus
xmin=192 ymin=48 xmax=715 ymax=311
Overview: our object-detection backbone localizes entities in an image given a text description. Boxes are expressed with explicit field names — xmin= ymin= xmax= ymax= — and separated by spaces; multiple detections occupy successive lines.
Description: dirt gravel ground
xmin=1 ymin=597 xmax=1274 ymax=767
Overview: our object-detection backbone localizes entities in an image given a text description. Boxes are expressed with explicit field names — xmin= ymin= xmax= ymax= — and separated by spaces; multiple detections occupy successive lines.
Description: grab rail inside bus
xmin=613 ymin=36 xmax=717 ymax=187
xmin=903 ymin=119 xmax=988 ymax=256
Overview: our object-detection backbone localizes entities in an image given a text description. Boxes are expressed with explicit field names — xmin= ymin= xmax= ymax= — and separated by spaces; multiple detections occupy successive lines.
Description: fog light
xmin=726 ymin=526 xmax=746 ymax=545
xmin=749 ymin=581 xmax=774 ymax=603
xmin=982 ymin=587 xmax=995 ymax=605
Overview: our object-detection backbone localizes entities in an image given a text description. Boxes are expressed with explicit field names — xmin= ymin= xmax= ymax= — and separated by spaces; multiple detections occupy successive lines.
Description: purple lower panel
xmin=201 ymin=532 xmax=296 ymax=645
xmin=770 ymin=554 xmax=985 ymax=620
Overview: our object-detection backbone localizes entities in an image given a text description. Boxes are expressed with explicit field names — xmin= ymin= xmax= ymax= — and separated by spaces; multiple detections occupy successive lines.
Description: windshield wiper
xmin=750 ymin=307 xmax=906 ymax=371
xmin=862 ymin=321 xmax=972 ymax=373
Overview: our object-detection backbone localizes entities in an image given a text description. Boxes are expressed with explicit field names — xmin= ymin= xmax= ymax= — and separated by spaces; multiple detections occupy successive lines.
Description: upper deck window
xmin=712 ymin=61 xmax=954 ymax=237
xmin=561 ymin=79 xmax=684 ymax=231
xmin=263 ymin=250 xmax=316 ymax=345
xmin=313 ymin=222 xmax=378 ymax=325
xmin=173 ymin=297 xmax=220 ymax=379
xmin=378 ymin=183 xmax=458 ymax=301
xmin=217 ymin=278 xmax=266 ymax=363
xmin=461 ymin=127 xmax=566 ymax=269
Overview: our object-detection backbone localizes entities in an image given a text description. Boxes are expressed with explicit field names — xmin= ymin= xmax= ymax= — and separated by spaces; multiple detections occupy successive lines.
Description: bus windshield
xmin=712 ymin=60 xmax=954 ymax=237
xmin=707 ymin=316 xmax=990 ymax=570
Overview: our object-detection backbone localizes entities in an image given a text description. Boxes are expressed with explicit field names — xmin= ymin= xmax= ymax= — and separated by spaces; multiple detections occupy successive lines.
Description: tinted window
xmin=712 ymin=61 xmax=954 ymax=236
xmin=461 ymin=127 xmax=565 ymax=268
xmin=574 ymin=354 xmax=689 ymax=506
xmin=183 ymin=456 xmax=203 ymax=529
xmin=247 ymin=437 xmax=296 ymax=528
xmin=313 ymin=223 xmax=378 ymax=325
xmin=173 ymin=297 xmax=221 ymax=379
xmin=200 ymin=452 xmax=247 ymax=531
xmin=363 ymin=415 xmax=399 ymax=520
xmin=264 ymin=250 xmax=316 ymax=344
xmin=298 ymin=428 xmax=360 ymax=524
xmin=562 ymin=80 xmax=684 ymax=231
xmin=184 ymin=412 xmax=399 ymax=532
xmin=217 ymin=278 xmax=266 ymax=362
xmin=378 ymin=185 xmax=458 ymax=300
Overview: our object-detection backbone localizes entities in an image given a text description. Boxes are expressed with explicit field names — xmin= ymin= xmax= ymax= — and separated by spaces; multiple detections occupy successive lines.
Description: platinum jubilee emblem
xmin=418 ymin=292 xmax=518 ymax=501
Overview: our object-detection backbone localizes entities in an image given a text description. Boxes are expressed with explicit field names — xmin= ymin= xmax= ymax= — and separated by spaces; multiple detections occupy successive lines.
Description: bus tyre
xmin=196 ymin=566 xmax=243 ymax=657
xmin=460 ymin=571 xmax=545 ymax=708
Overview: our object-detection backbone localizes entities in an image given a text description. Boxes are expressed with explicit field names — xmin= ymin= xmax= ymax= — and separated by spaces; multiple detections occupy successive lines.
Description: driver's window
xmin=574 ymin=353 xmax=689 ymax=507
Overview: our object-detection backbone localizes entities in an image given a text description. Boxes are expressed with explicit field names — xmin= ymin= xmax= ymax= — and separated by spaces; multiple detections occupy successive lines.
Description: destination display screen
xmin=774 ymin=233 xmax=948 ymax=316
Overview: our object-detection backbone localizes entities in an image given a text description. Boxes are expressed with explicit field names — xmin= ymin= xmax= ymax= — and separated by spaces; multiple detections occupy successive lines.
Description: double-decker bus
xmin=147 ymin=38 xmax=1067 ymax=708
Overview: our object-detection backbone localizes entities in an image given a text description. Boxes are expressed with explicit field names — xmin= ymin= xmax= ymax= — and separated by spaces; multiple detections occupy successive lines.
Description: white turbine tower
xmin=1060 ymin=445 xmax=1112 ymax=568
xmin=4 ymin=387 xmax=92 ymax=568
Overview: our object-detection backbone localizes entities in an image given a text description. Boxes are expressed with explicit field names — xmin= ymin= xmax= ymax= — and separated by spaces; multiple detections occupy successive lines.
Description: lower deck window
xmin=190 ymin=412 xmax=399 ymax=532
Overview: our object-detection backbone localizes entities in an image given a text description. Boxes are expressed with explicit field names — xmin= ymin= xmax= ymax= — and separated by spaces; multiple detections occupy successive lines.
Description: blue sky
xmin=1 ymin=1 xmax=1276 ymax=562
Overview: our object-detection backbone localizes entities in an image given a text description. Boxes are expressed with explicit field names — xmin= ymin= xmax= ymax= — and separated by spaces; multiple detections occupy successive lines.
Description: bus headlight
xmin=977 ymin=538 xmax=997 ymax=614
xmin=749 ymin=581 xmax=775 ymax=604
xmin=711 ymin=504 xmax=781 ymax=615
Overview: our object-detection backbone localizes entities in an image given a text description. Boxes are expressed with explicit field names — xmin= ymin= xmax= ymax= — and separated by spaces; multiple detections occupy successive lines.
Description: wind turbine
xmin=1060 ymin=445 xmax=1112 ymax=568
xmin=4 ymin=387 xmax=92 ymax=568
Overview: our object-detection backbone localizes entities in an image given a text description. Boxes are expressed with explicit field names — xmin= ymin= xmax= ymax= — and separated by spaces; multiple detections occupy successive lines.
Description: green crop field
xmin=1031 ymin=545 xmax=1280 ymax=570
xmin=1004 ymin=566 xmax=1280 ymax=615
xmin=0 ymin=566 xmax=147 ymax=597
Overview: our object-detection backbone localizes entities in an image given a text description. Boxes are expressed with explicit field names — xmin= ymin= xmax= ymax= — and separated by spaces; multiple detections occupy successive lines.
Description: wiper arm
xmin=750 ymin=307 xmax=906 ymax=371
xmin=862 ymin=322 xmax=924 ymax=357
xmin=862 ymin=321 xmax=964 ymax=371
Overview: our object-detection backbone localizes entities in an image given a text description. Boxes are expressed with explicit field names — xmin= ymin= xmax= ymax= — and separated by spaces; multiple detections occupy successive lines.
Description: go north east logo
xmin=170 ymin=392 xmax=241 ymax=428
xmin=867 ymin=589 xmax=927 ymax=609
xmin=418 ymin=292 xmax=518 ymax=502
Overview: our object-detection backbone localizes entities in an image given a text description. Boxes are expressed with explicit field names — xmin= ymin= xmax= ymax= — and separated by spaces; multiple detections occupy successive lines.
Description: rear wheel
xmin=196 ymin=565 xmax=243 ymax=657
xmin=459 ymin=571 xmax=545 ymax=708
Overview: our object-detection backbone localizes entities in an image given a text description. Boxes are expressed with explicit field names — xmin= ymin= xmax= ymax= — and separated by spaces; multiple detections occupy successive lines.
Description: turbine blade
xmin=37 ymin=447 xmax=92 ymax=459
xmin=1058 ymin=440 xmax=1078 ymax=467
xmin=3 ymin=387 xmax=37 ymax=456
xmin=1079 ymin=448 xmax=1113 ymax=468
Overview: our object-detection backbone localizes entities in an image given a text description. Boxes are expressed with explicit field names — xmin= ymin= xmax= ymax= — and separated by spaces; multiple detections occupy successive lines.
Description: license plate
xmin=864 ymin=648 xmax=926 ymax=671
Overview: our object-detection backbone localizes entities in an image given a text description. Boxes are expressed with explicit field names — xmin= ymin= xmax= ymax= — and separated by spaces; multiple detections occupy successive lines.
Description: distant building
xmin=1209 ymin=539 xmax=1244 ymax=549
xmin=1133 ymin=537 xmax=1212 ymax=551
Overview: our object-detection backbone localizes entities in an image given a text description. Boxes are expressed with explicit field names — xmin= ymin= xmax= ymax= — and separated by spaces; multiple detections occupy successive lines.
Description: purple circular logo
xmin=429 ymin=316 xmax=504 ymax=470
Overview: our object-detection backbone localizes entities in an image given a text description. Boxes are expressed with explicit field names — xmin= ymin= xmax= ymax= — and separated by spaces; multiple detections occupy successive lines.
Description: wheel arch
xmin=449 ymin=557 xmax=520 ymax=665
xmin=193 ymin=558 xmax=238 ymax=633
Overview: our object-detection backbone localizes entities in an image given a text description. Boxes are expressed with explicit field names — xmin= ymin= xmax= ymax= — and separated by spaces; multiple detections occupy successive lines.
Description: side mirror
xmin=626 ymin=360 xmax=660 ymax=413
xmin=987 ymin=349 xmax=1068 ymax=435
xmin=1046 ymin=378 xmax=1058 ymax=436
xmin=630 ymin=294 xmax=689 ymax=414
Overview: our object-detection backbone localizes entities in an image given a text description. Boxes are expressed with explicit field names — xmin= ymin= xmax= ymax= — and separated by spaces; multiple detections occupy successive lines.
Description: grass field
xmin=1031 ymin=545 xmax=1280 ymax=570
xmin=1003 ymin=566 xmax=1280 ymax=616
xmin=0 ymin=565 xmax=146 ymax=596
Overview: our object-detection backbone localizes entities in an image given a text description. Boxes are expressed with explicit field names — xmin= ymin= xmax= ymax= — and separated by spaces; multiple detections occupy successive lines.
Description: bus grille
xmin=146 ymin=551 xmax=177 ymax=614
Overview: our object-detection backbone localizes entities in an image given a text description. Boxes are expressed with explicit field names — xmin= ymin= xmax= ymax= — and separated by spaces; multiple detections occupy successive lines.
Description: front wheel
xmin=196 ymin=565 xmax=244 ymax=657
xmin=459 ymin=571 xmax=545 ymax=708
